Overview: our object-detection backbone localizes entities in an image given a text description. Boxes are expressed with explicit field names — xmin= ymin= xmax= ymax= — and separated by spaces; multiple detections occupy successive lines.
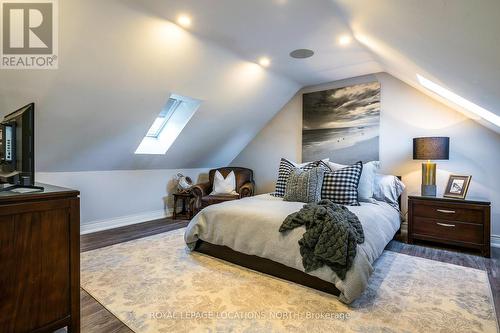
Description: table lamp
xmin=413 ymin=137 xmax=450 ymax=196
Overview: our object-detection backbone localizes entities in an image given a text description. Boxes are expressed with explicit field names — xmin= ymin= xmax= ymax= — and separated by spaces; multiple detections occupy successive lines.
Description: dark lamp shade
xmin=413 ymin=137 xmax=449 ymax=160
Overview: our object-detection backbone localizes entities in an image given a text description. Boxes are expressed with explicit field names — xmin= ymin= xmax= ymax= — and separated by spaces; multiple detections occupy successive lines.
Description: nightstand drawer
xmin=412 ymin=202 xmax=483 ymax=224
xmin=408 ymin=196 xmax=490 ymax=257
xmin=413 ymin=217 xmax=483 ymax=244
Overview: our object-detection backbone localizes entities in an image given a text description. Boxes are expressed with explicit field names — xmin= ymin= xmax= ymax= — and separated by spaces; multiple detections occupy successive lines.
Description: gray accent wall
xmin=231 ymin=73 xmax=500 ymax=237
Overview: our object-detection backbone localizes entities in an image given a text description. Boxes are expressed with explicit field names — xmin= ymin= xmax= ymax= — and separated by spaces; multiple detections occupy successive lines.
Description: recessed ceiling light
xmin=258 ymin=57 xmax=270 ymax=67
xmin=289 ymin=49 xmax=314 ymax=59
xmin=177 ymin=15 xmax=192 ymax=27
xmin=338 ymin=35 xmax=352 ymax=46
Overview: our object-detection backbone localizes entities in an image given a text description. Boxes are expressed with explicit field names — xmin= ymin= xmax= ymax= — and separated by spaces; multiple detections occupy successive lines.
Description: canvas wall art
xmin=302 ymin=82 xmax=381 ymax=164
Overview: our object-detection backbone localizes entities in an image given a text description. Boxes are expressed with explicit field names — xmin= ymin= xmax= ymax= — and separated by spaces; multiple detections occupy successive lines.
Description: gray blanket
xmin=279 ymin=200 xmax=364 ymax=279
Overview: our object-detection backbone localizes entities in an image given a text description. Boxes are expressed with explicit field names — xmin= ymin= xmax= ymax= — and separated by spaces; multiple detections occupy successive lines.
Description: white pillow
xmin=373 ymin=174 xmax=405 ymax=208
xmin=211 ymin=170 xmax=238 ymax=195
xmin=327 ymin=161 xmax=380 ymax=202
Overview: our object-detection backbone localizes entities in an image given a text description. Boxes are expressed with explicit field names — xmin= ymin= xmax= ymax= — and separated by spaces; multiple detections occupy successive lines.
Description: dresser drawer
xmin=413 ymin=217 xmax=483 ymax=244
xmin=412 ymin=201 xmax=483 ymax=224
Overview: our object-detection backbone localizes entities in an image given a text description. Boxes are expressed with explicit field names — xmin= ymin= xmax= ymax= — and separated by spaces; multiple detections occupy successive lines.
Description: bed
xmin=184 ymin=193 xmax=401 ymax=304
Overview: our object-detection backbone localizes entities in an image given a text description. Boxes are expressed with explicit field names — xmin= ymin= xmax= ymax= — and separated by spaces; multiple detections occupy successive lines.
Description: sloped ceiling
xmin=332 ymin=0 xmax=500 ymax=133
xmin=138 ymin=0 xmax=382 ymax=86
xmin=1 ymin=0 xmax=498 ymax=172
xmin=0 ymin=0 xmax=300 ymax=172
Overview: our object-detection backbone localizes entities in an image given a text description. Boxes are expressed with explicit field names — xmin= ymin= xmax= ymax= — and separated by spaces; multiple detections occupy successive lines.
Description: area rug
xmin=81 ymin=228 xmax=498 ymax=333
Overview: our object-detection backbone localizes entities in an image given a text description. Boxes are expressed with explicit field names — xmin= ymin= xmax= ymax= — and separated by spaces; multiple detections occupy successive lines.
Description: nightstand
xmin=408 ymin=195 xmax=491 ymax=257
xmin=173 ymin=192 xmax=195 ymax=220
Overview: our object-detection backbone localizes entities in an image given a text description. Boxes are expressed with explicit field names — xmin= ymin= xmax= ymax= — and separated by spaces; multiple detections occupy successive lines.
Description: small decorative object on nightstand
xmin=413 ymin=137 xmax=450 ymax=196
xmin=443 ymin=174 xmax=471 ymax=199
xmin=173 ymin=192 xmax=195 ymax=220
xmin=408 ymin=195 xmax=490 ymax=257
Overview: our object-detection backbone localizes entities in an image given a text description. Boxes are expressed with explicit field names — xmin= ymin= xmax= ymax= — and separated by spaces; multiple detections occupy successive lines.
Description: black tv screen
xmin=0 ymin=103 xmax=36 ymax=188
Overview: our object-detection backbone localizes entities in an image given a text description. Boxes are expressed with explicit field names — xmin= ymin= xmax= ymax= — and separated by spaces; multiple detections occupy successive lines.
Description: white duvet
xmin=184 ymin=194 xmax=401 ymax=303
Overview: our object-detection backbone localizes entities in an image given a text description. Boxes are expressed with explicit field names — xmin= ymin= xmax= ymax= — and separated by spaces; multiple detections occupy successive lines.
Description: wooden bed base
xmin=194 ymin=240 xmax=341 ymax=296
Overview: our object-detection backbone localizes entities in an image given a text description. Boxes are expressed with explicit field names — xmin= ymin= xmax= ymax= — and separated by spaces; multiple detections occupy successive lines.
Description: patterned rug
xmin=81 ymin=228 xmax=498 ymax=333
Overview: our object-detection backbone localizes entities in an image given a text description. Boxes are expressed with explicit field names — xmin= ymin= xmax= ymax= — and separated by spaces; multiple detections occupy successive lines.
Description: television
xmin=0 ymin=103 xmax=43 ymax=192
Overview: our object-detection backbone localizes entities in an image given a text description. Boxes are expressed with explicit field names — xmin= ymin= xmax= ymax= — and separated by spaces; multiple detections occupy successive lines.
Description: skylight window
xmin=417 ymin=74 xmax=500 ymax=127
xmin=135 ymin=94 xmax=201 ymax=155
xmin=145 ymin=98 xmax=182 ymax=138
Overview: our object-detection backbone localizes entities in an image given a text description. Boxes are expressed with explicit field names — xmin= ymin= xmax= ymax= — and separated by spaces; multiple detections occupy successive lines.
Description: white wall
xmin=334 ymin=0 xmax=500 ymax=133
xmin=231 ymin=73 xmax=500 ymax=238
xmin=230 ymin=93 xmax=303 ymax=194
xmin=36 ymin=168 xmax=208 ymax=233
xmin=0 ymin=0 xmax=299 ymax=172
xmin=0 ymin=0 xmax=298 ymax=235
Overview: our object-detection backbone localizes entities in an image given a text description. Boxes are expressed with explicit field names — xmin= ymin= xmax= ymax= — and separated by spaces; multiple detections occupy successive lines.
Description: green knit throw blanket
xmin=279 ymin=200 xmax=364 ymax=280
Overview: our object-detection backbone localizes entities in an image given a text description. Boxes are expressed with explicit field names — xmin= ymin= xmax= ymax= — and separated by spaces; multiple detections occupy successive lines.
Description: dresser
xmin=408 ymin=195 xmax=490 ymax=257
xmin=0 ymin=184 xmax=80 ymax=332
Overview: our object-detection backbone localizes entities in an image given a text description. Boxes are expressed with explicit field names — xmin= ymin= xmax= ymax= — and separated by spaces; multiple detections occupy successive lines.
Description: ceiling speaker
xmin=289 ymin=49 xmax=314 ymax=59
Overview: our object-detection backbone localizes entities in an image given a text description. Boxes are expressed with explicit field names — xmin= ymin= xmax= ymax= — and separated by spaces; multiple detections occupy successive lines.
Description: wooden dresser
xmin=408 ymin=195 xmax=490 ymax=257
xmin=0 ymin=184 xmax=80 ymax=333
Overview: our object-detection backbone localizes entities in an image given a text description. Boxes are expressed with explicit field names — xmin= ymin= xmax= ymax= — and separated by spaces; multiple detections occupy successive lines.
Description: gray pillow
xmin=283 ymin=167 xmax=325 ymax=203
xmin=373 ymin=174 xmax=406 ymax=209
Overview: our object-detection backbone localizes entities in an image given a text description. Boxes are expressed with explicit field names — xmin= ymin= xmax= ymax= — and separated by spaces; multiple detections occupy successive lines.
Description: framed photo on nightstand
xmin=444 ymin=175 xmax=471 ymax=199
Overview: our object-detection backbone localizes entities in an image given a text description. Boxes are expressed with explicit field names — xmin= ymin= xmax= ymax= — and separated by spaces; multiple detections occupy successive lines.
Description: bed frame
xmin=195 ymin=240 xmax=341 ymax=295
xmin=194 ymin=177 xmax=403 ymax=296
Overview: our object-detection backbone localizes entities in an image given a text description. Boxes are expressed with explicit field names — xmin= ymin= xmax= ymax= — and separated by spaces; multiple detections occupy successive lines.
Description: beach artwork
xmin=302 ymin=82 xmax=381 ymax=164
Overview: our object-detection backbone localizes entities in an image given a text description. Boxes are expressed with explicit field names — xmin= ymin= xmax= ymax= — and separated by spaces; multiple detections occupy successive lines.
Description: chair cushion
xmin=208 ymin=167 xmax=253 ymax=193
xmin=201 ymin=194 xmax=239 ymax=206
xmin=211 ymin=170 xmax=237 ymax=195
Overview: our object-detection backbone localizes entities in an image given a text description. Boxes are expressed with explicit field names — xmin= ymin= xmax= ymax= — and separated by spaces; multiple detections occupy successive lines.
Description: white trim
xmin=491 ymin=235 xmax=500 ymax=248
xmin=80 ymin=209 xmax=170 ymax=235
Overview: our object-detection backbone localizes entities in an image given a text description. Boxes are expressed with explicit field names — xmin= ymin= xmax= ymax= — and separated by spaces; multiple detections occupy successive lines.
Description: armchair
xmin=192 ymin=167 xmax=255 ymax=211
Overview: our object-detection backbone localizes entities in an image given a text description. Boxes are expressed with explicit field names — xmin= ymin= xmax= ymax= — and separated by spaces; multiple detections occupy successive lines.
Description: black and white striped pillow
xmin=273 ymin=159 xmax=328 ymax=197
xmin=321 ymin=161 xmax=363 ymax=205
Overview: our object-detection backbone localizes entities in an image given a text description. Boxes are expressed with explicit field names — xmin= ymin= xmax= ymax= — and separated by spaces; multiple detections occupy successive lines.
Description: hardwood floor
xmin=80 ymin=218 xmax=189 ymax=252
xmin=81 ymin=289 xmax=132 ymax=333
xmin=79 ymin=219 xmax=499 ymax=332
xmin=80 ymin=217 xmax=188 ymax=333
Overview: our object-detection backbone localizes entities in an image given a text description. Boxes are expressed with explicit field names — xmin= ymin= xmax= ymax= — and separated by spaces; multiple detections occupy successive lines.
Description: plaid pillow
xmin=321 ymin=161 xmax=363 ymax=205
xmin=273 ymin=158 xmax=328 ymax=197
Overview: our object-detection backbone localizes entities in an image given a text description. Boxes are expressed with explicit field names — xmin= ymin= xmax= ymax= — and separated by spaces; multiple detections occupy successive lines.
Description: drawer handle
xmin=436 ymin=222 xmax=456 ymax=227
xmin=436 ymin=209 xmax=455 ymax=214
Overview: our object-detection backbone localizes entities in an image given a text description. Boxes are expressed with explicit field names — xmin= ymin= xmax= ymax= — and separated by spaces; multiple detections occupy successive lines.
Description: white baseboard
xmin=491 ymin=235 xmax=500 ymax=248
xmin=81 ymin=209 xmax=170 ymax=235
